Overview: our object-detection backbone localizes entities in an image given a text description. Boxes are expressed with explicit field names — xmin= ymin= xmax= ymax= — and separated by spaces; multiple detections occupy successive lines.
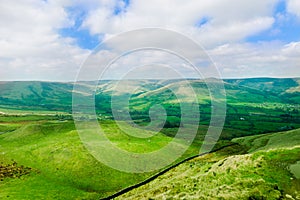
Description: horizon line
xmin=0 ymin=76 xmax=300 ymax=83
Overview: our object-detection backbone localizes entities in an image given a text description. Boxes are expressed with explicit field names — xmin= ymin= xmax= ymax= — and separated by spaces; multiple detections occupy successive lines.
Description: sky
xmin=0 ymin=0 xmax=300 ymax=81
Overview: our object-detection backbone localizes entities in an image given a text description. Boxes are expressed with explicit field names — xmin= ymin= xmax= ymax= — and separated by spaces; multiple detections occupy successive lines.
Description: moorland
xmin=0 ymin=77 xmax=299 ymax=199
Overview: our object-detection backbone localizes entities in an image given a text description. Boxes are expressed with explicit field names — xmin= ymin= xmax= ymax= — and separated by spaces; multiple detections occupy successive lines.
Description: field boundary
xmin=100 ymin=143 xmax=238 ymax=200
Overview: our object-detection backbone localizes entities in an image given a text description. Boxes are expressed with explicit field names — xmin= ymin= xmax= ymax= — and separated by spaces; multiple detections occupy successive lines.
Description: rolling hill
xmin=1 ymin=78 xmax=299 ymax=135
xmin=0 ymin=78 xmax=299 ymax=199
xmin=117 ymin=128 xmax=300 ymax=200
xmin=224 ymin=78 xmax=300 ymax=104
xmin=1 ymin=78 xmax=299 ymax=111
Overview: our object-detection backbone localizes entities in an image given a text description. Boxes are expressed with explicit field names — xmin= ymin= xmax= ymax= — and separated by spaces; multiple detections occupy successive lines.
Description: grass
xmin=0 ymin=120 xmax=150 ymax=199
xmin=0 ymin=117 xmax=203 ymax=199
xmin=232 ymin=128 xmax=300 ymax=153
xmin=0 ymin=174 xmax=101 ymax=200
xmin=290 ymin=161 xmax=300 ymax=179
xmin=0 ymin=78 xmax=299 ymax=199
xmin=0 ymin=124 xmax=20 ymax=133
xmin=0 ymin=107 xmax=68 ymax=115
xmin=100 ymin=121 xmax=175 ymax=153
xmin=0 ymin=115 xmax=299 ymax=199
xmin=118 ymin=129 xmax=300 ymax=200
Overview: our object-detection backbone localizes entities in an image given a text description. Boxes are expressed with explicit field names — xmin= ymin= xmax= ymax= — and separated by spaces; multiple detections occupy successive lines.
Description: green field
xmin=0 ymin=115 xmax=208 ymax=199
xmin=119 ymin=129 xmax=300 ymax=199
xmin=0 ymin=116 xmax=170 ymax=199
xmin=0 ymin=78 xmax=299 ymax=199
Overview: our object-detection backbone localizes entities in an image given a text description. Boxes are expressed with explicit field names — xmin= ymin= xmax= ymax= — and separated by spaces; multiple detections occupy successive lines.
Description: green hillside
xmin=0 ymin=78 xmax=300 ymax=139
xmin=224 ymin=78 xmax=300 ymax=104
xmin=0 ymin=82 xmax=74 ymax=111
xmin=0 ymin=117 xmax=172 ymax=199
xmin=0 ymin=78 xmax=299 ymax=199
xmin=1 ymin=78 xmax=298 ymax=111
xmin=233 ymin=128 xmax=300 ymax=153
xmin=0 ymin=115 xmax=206 ymax=199
xmin=2 ymin=114 xmax=298 ymax=199
xmin=224 ymin=78 xmax=300 ymax=95
xmin=118 ymin=129 xmax=300 ymax=199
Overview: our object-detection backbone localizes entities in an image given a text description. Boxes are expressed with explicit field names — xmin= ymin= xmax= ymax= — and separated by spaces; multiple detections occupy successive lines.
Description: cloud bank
xmin=0 ymin=0 xmax=299 ymax=80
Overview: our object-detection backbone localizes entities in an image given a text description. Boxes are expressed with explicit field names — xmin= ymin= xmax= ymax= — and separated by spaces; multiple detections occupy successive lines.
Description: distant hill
xmin=1 ymin=78 xmax=299 ymax=111
xmin=0 ymin=79 xmax=299 ymax=199
xmin=0 ymin=81 xmax=73 ymax=111
xmin=0 ymin=78 xmax=299 ymax=134
xmin=224 ymin=78 xmax=300 ymax=103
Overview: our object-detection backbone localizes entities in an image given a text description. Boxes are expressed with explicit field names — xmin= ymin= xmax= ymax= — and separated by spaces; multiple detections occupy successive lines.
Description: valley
xmin=0 ymin=77 xmax=299 ymax=199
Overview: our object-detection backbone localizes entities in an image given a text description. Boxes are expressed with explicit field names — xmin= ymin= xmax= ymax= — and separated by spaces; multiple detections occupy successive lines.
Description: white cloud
xmin=82 ymin=0 xmax=279 ymax=47
xmin=79 ymin=0 xmax=300 ymax=78
xmin=209 ymin=41 xmax=300 ymax=78
xmin=190 ymin=17 xmax=275 ymax=47
xmin=0 ymin=0 xmax=299 ymax=80
xmin=0 ymin=0 xmax=89 ymax=81
xmin=287 ymin=0 xmax=300 ymax=18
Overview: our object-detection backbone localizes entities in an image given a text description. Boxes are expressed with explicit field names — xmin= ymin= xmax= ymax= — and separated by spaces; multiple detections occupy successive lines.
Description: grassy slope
xmin=0 ymin=78 xmax=297 ymax=109
xmin=0 ymin=78 xmax=299 ymax=199
xmin=0 ymin=118 xmax=149 ymax=199
xmin=0 ymin=116 xmax=206 ymax=199
xmin=118 ymin=129 xmax=300 ymax=200
xmin=2 ymin=79 xmax=299 ymax=136
xmin=224 ymin=78 xmax=300 ymax=104
xmin=0 ymin=115 xmax=257 ymax=199
xmin=224 ymin=78 xmax=299 ymax=95
xmin=232 ymin=128 xmax=300 ymax=153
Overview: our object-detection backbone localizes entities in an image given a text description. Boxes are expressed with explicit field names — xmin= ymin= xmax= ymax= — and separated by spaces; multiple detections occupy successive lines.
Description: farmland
xmin=0 ymin=77 xmax=299 ymax=199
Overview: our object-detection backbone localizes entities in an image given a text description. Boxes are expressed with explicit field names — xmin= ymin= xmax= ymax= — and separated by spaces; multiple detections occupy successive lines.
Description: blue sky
xmin=246 ymin=0 xmax=300 ymax=43
xmin=60 ymin=0 xmax=131 ymax=50
xmin=59 ymin=7 xmax=100 ymax=49
xmin=59 ymin=0 xmax=300 ymax=50
xmin=0 ymin=0 xmax=300 ymax=80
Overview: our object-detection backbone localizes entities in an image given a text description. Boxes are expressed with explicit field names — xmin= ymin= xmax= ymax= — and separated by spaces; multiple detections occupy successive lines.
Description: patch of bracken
xmin=0 ymin=160 xmax=32 ymax=181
